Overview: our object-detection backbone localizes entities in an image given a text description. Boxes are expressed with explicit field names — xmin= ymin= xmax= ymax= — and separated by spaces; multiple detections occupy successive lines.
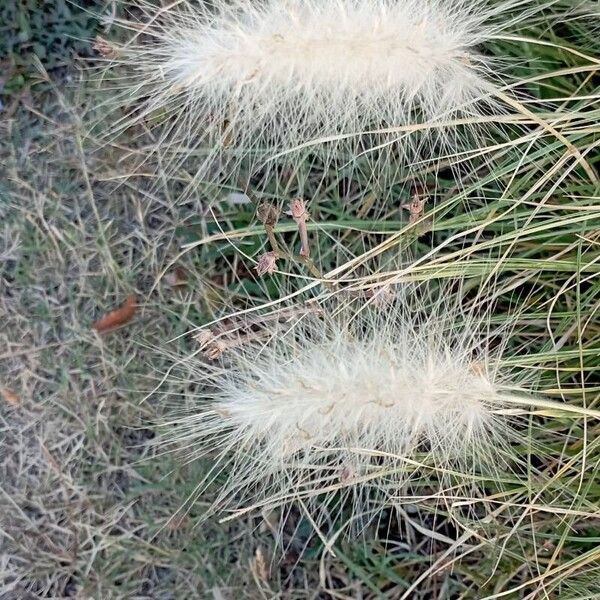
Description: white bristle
xmin=98 ymin=0 xmax=544 ymax=191
xmin=158 ymin=295 xmax=543 ymax=528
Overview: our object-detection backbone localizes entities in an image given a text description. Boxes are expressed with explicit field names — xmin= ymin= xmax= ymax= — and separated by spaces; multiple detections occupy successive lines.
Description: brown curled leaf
xmin=93 ymin=295 xmax=137 ymax=333
xmin=1 ymin=387 xmax=20 ymax=407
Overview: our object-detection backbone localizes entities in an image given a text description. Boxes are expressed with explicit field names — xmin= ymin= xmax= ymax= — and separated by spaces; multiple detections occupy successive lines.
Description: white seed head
xmin=98 ymin=0 xmax=544 ymax=190
xmin=161 ymin=296 xmax=534 ymax=527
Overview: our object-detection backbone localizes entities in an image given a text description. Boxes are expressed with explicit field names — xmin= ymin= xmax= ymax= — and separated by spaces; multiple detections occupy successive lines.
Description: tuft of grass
xmin=1 ymin=0 xmax=599 ymax=598
xmin=0 ymin=73 xmax=257 ymax=597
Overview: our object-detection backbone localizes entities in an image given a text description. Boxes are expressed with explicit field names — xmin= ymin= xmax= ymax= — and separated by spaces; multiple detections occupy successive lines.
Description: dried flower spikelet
xmin=93 ymin=35 xmax=118 ymax=59
xmin=99 ymin=0 xmax=545 ymax=187
xmin=402 ymin=195 xmax=427 ymax=224
xmin=255 ymin=251 xmax=278 ymax=276
xmin=161 ymin=298 xmax=551 ymax=528
xmin=287 ymin=197 xmax=310 ymax=257
xmin=257 ymin=202 xmax=280 ymax=227
xmin=195 ymin=328 xmax=227 ymax=360
xmin=287 ymin=198 xmax=309 ymax=222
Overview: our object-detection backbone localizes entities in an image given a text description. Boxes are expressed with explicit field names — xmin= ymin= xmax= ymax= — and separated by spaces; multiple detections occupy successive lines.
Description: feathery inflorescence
xmin=159 ymin=294 xmax=546 ymax=530
xmin=97 ymin=0 xmax=544 ymax=193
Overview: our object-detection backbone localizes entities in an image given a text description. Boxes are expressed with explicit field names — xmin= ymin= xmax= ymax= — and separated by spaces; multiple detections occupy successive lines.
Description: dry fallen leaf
xmin=1 ymin=387 xmax=20 ymax=407
xmin=93 ymin=295 xmax=137 ymax=333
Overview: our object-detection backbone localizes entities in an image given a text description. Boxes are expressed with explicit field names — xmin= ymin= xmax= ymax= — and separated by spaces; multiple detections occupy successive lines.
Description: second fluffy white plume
xmin=161 ymin=296 xmax=534 ymax=527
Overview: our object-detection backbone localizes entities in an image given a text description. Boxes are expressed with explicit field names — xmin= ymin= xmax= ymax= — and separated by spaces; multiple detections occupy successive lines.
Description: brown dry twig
xmin=195 ymin=328 xmax=271 ymax=360
xmin=255 ymin=200 xmax=322 ymax=279
xmin=254 ymin=203 xmax=279 ymax=281
xmin=194 ymin=303 xmax=322 ymax=359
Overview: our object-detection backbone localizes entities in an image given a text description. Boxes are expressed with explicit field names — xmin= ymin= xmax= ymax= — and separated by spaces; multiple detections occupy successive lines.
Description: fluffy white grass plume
xmin=97 ymin=0 xmax=544 ymax=192
xmin=156 ymin=293 xmax=583 ymax=532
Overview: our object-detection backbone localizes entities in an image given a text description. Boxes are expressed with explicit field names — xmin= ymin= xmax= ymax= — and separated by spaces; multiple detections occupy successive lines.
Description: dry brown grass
xmin=2 ymin=2 xmax=600 ymax=597
xmin=0 ymin=81 xmax=272 ymax=598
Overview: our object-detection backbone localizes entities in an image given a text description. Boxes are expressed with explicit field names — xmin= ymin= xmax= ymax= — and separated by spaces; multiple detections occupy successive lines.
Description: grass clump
xmin=1 ymin=0 xmax=599 ymax=598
